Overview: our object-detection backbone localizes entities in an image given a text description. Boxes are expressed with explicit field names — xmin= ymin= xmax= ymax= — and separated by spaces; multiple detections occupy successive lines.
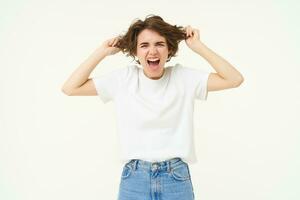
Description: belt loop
xmin=167 ymin=160 xmax=171 ymax=172
xmin=133 ymin=159 xmax=138 ymax=171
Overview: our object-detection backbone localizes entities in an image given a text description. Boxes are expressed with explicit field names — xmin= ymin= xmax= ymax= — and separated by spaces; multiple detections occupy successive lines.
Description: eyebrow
xmin=139 ymin=41 xmax=166 ymax=46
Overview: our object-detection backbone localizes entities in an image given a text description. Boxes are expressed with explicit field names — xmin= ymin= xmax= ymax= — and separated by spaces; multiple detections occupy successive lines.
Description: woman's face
xmin=136 ymin=29 xmax=169 ymax=80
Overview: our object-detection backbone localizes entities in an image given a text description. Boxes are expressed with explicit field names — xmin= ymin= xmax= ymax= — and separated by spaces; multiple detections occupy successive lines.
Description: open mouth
xmin=147 ymin=59 xmax=160 ymax=67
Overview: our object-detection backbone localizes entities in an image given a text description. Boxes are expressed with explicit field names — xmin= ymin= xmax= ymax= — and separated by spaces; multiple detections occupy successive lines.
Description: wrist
xmin=95 ymin=46 xmax=109 ymax=57
xmin=191 ymin=41 xmax=206 ymax=54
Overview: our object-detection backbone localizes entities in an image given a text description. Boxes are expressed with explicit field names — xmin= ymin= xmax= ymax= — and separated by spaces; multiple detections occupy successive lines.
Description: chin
xmin=143 ymin=65 xmax=165 ymax=79
xmin=144 ymin=65 xmax=162 ymax=72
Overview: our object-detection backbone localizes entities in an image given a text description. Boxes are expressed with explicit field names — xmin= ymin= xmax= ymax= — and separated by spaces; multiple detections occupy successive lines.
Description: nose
xmin=149 ymin=46 xmax=158 ymax=55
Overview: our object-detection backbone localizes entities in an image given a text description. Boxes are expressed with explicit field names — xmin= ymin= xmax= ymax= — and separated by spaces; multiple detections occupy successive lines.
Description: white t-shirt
xmin=92 ymin=63 xmax=210 ymax=165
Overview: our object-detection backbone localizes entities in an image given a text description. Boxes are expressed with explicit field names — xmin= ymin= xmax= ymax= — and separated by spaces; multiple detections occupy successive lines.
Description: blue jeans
xmin=117 ymin=157 xmax=195 ymax=200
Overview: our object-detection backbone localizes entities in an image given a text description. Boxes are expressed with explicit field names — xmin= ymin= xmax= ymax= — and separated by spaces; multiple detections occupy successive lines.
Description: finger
xmin=192 ymin=29 xmax=199 ymax=38
xmin=111 ymin=38 xmax=117 ymax=47
xmin=191 ymin=29 xmax=196 ymax=37
xmin=189 ymin=29 xmax=192 ymax=37
xmin=184 ymin=26 xmax=188 ymax=37
xmin=109 ymin=39 xmax=116 ymax=47
xmin=185 ymin=26 xmax=191 ymax=37
xmin=108 ymin=38 xmax=114 ymax=46
xmin=194 ymin=29 xmax=199 ymax=38
xmin=186 ymin=26 xmax=191 ymax=37
xmin=188 ymin=27 xmax=193 ymax=37
xmin=189 ymin=30 xmax=193 ymax=37
xmin=112 ymin=37 xmax=119 ymax=46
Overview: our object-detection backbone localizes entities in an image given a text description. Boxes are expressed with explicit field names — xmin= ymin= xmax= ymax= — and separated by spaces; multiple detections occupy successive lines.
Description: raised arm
xmin=61 ymin=37 xmax=121 ymax=96
xmin=184 ymin=26 xmax=244 ymax=91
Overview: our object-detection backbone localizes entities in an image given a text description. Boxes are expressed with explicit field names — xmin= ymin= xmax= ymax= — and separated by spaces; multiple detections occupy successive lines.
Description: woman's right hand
xmin=100 ymin=37 xmax=121 ymax=56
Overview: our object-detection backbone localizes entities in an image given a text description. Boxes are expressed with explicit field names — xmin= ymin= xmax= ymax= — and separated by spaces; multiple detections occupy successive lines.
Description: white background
xmin=1 ymin=0 xmax=299 ymax=199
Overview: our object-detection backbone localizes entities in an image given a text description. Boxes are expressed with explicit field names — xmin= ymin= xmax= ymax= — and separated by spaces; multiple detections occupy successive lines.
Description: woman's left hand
xmin=184 ymin=25 xmax=202 ymax=51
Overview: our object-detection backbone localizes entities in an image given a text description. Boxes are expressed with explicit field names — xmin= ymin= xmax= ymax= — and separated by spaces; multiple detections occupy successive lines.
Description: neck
xmin=143 ymin=68 xmax=165 ymax=80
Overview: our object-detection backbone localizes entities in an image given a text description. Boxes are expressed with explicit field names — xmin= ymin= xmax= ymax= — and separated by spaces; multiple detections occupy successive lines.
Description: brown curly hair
xmin=116 ymin=15 xmax=187 ymax=63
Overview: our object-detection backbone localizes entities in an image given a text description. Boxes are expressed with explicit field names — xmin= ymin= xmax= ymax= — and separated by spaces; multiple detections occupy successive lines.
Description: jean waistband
xmin=125 ymin=157 xmax=185 ymax=172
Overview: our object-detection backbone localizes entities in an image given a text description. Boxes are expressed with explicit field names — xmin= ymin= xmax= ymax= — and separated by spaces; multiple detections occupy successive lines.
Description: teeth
xmin=147 ymin=58 xmax=159 ymax=61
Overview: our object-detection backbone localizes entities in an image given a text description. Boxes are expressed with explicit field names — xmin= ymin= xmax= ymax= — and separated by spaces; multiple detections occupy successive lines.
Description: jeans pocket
xmin=170 ymin=163 xmax=191 ymax=181
xmin=121 ymin=163 xmax=133 ymax=180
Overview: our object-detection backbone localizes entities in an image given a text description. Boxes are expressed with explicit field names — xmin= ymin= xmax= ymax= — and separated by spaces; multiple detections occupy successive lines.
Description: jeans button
xmin=152 ymin=164 xmax=158 ymax=170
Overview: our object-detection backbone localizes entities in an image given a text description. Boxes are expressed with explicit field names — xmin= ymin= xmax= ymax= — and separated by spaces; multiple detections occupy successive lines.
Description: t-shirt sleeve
xmin=92 ymin=67 xmax=128 ymax=103
xmin=176 ymin=64 xmax=210 ymax=101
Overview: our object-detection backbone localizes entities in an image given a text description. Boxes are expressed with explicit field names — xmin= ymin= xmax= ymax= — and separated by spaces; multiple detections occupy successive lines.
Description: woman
xmin=62 ymin=15 xmax=244 ymax=200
